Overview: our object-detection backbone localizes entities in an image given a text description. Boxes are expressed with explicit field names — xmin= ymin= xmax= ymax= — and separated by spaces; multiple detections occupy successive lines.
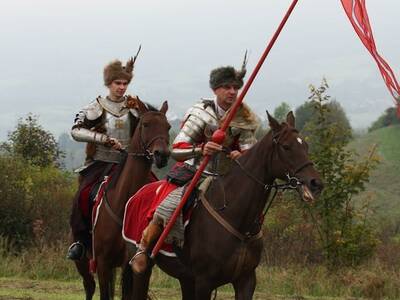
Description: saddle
xmin=122 ymin=178 xmax=212 ymax=256
xmin=78 ymin=163 xmax=115 ymax=220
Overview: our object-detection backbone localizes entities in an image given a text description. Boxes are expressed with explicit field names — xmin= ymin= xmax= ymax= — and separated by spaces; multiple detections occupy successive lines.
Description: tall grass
xmin=1 ymin=235 xmax=400 ymax=299
xmin=0 ymin=235 xmax=78 ymax=280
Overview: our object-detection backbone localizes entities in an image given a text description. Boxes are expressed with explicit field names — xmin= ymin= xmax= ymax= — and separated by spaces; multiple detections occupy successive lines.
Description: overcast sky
xmin=0 ymin=0 xmax=399 ymax=140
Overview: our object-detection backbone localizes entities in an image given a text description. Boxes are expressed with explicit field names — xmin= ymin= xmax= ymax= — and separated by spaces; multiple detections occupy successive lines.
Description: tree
xmin=369 ymin=106 xmax=400 ymax=132
xmin=304 ymin=80 xmax=379 ymax=266
xmin=2 ymin=114 xmax=63 ymax=168
xmin=294 ymin=100 xmax=315 ymax=132
xmin=273 ymin=102 xmax=291 ymax=122
xmin=295 ymin=78 xmax=352 ymax=143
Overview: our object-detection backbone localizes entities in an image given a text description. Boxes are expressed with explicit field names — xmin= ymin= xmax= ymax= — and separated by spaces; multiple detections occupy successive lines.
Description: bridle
xmin=210 ymin=126 xmax=315 ymax=225
xmin=103 ymin=111 xmax=169 ymax=226
xmin=126 ymin=112 xmax=169 ymax=161
xmin=199 ymin=126 xmax=317 ymax=280
xmin=230 ymin=127 xmax=313 ymax=193
xmin=272 ymin=128 xmax=314 ymax=183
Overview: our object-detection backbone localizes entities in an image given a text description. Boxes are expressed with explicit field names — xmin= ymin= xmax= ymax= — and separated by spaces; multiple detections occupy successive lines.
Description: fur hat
xmin=103 ymin=58 xmax=134 ymax=86
xmin=209 ymin=52 xmax=248 ymax=90
xmin=209 ymin=66 xmax=246 ymax=90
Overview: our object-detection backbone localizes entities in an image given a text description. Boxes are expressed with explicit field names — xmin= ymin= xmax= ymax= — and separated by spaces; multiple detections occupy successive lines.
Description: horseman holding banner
xmin=130 ymin=60 xmax=260 ymax=274
xmin=67 ymin=55 xmax=143 ymax=260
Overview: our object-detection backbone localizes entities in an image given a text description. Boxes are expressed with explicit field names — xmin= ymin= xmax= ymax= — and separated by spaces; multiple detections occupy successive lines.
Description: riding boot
xmin=130 ymin=221 xmax=163 ymax=274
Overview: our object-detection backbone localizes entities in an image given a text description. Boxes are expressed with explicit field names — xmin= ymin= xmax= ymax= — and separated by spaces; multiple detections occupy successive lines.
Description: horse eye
xmin=282 ymin=144 xmax=290 ymax=150
xmin=142 ymin=122 xmax=149 ymax=128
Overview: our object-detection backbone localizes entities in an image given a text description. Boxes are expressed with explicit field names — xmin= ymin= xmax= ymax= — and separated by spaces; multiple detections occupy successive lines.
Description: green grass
xmin=349 ymin=125 xmax=400 ymax=220
xmin=2 ymin=236 xmax=400 ymax=299
xmin=2 ymin=262 xmax=397 ymax=300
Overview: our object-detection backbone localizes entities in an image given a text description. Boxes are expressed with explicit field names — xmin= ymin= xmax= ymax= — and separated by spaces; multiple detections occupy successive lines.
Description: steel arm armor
xmin=171 ymin=102 xmax=218 ymax=162
xmin=71 ymin=100 xmax=108 ymax=144
xmin=71 ymin=127 xmax=108 ymax=144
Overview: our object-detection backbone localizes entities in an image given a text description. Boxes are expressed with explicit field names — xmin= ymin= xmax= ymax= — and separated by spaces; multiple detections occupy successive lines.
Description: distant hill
xmin=57 ymin=118 xmax=182 ymax=172
xmin=58 ymin=133 xmax=85 ymax=171
xmin=349 ymin=125 xmax=400 ymax=220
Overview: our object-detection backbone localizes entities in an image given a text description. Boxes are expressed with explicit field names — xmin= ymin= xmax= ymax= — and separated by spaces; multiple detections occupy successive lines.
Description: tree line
xmin=0 ymin=79 xmax=394 ymax=268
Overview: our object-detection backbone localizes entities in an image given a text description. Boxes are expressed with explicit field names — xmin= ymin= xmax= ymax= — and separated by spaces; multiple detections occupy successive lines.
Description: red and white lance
xmin=151 ymin=0 xmax=300 ymax=259
xmin=341 ymin=0 xmax=400 ymax=116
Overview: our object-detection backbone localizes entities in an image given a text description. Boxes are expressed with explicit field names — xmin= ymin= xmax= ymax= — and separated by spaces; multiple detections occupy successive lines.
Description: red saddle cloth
xmin=91 ymin=176 xmax=111 ymax=228
xmin=89 ymin=172 xmax=158 ymax=273
xmin=79 ymin=179 xmax=98 ymax=219
xmin=123 ymin=179 xmax=180 ymax=256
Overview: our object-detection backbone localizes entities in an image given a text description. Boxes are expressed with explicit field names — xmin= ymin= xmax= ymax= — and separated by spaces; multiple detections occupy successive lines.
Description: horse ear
xmin=266 ymin=110 xmax=281 ymax=132
xmin=160 ymin=101 xmax=168 ymax=115
xmin=286 ymin=111 xmax=295 ymax=127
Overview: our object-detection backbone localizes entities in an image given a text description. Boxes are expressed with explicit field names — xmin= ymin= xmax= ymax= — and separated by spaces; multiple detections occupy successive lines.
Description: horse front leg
xmin=194 ymin=277 xmax=214 ymax=300
xmin=96 ymin=258 xmax=115 ymax=300
xmin=74 ymin=258 xmax=96 ymax=300
xmin=179 ymin=277 xmax=195 ymax=300
xmin=232 ymin=271 xmax=256 ymax=300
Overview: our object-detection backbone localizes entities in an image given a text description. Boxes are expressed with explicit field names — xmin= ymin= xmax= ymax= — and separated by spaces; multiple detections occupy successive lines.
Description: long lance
xmin=151 ymin=0 xmax=299 ymax=259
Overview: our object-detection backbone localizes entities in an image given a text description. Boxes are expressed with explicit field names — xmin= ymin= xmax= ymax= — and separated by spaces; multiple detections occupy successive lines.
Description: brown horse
xmin=121 ymin=111 xmax=323 ymax=300
xmin=74 ymin=100 xmax=171 ymax=300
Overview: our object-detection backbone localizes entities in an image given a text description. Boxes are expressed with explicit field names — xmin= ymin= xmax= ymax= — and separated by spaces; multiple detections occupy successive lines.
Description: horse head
xmin=267 ymin=111 xmax=323 ymax=202
xmin=129 ymin=98 xmax=171 ymax=168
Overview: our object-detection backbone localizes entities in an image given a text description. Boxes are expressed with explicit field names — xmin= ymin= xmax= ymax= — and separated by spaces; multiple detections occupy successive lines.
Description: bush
xmin=0 ymin=154 xmax=76 ymax=249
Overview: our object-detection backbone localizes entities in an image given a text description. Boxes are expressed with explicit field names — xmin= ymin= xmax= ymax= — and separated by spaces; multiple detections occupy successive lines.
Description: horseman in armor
xmin=67 ymin=57 xmax=143 ymax=260
xmin=131 ymin=61 xmax=260 ymax=274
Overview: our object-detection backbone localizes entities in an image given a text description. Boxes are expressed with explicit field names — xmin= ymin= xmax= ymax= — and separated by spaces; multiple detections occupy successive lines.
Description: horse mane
xmin=231 ymin=121 xmax=294 ymax=177
xmin=144 ymin=102 xmax=158 ymax=112
xmin=106 ymin=102 xmax=160 ymax=190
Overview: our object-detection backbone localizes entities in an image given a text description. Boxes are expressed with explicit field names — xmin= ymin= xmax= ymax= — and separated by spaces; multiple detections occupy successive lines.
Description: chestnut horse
xmin=121 ymin=111 xmax=323 ymax=300
xmin=74 ymin=100 xmax=171 ymax=300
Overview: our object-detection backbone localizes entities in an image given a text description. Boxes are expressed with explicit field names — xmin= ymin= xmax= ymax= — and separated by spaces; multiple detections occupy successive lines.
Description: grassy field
xmin=2 ymin=126 xmax=399 ymax=300
xmin=350 ymin=125 xmax=400 ymax=220
xmin=0 ymin=252 xmax=400 ymax=300
xmin=0 ymin=276 xmax=322 ymax=300
xmin=0 ymin=272 xmax=371 ymax=300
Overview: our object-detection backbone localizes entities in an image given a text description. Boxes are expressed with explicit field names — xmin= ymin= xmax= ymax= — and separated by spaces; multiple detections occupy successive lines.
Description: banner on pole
xmin=341 ymin=0 xmax=400 ymax=116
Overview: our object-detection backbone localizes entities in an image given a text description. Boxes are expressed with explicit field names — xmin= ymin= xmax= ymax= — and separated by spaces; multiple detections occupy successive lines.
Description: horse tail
xmin=121 ymin=262 xmax=133 ymax=299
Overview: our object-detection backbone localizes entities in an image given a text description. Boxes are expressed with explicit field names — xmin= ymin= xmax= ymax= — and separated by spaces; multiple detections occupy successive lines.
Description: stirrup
xmin=129 ymin=249 xmax=147 ymax=266
xmin=129 ymin=249 xmax=150 ymax=274
xmin=66 ymin=241 xmax=86 ymax=261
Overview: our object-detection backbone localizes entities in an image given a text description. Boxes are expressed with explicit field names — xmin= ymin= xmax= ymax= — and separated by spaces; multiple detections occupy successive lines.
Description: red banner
xmin=341 ymin=0 xmax=400 ymax=116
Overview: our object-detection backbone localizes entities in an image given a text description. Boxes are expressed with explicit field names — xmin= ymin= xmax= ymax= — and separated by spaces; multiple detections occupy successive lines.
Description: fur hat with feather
xmin=103 ymin=58 xmax=135 ymax=86
xmin=209 ymin=51 xmax=248 ymax=90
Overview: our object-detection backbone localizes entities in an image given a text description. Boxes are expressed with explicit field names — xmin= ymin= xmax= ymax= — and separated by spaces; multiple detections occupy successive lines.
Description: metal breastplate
xmin=93 ymin=97 xmax=133 ymax=163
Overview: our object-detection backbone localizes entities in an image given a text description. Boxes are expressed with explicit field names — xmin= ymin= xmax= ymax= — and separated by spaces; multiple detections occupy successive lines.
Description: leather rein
xmin=103 ymin=113 xmax=169 ymax=226
xmin=200 ymin=127 xmax=314 ymax=242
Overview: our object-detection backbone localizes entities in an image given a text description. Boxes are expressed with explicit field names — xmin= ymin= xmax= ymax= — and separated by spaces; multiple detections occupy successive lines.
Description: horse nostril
xmin=310 ymin=178 xmax=323 ymax=191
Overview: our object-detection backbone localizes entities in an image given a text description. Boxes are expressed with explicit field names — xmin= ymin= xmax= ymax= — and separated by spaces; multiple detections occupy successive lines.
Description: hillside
xmin=350 ymin=125 xmax=400 ymax=220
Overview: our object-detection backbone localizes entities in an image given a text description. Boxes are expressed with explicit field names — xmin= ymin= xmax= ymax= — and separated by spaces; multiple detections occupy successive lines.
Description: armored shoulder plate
xmin=83 ymin=98 xmax=104 ymax=120
xmin=173 ymin=101 xmax=218 ymax=145
xmin=72 ymin=98 xmax=104 ymax=130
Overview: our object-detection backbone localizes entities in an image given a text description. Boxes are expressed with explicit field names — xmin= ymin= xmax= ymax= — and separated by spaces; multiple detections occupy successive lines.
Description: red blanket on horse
xmin=123 ymin=180 xmax=180 ymax=256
